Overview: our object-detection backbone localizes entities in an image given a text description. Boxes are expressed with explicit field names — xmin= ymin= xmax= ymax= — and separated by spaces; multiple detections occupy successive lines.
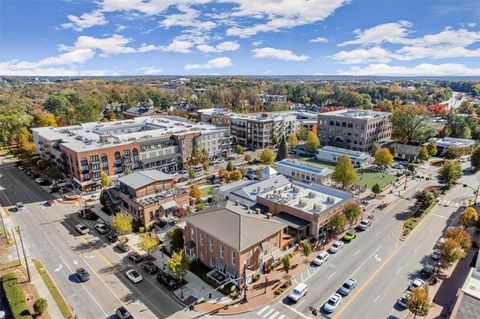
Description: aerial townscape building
xmin=198 ymin=108 xmax=317 ymax=148
xmin=316 ymin=146 xmax=372 ymax=167
xmin=31 ymin=116 xmax=230 ymax=190
xmin=317 ymin=109 xmax=392 ymax=152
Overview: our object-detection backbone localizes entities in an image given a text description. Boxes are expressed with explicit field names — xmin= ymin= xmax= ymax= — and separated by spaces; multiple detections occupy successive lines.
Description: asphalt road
xmin=0 ymin=166 xmax=183 ymax=319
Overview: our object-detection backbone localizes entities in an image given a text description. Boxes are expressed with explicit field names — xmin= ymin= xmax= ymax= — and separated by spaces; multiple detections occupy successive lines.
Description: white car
xmin=397 ymin=291 xmax=411 ymax=308
xmin=15 ymin=202 xmax=25 ymax=212
xmin=338 ymin=278 xmax=357 ymax=296
xmin=34 ymin=178 xmax=44 ymax=184
xmin=94 ymin=223 xmax=109 ymax=234
xmin=329 ymin=241 xmax=344 ymax=253
xmin=126 ymin=269 xmax=143 ymax=283
xmin=75 ymin=224 xmax=89 ymax=235
xmin=288 ymin=283 xmax=307 ymax=302
xmin=430 ymin=249 xmax=441 ymax=260
xmin=323 ymin=293 xmax=342 ymax=313
xmin=313 ymin=251 xmax=329 ymax=266
xmin=357 ymin=218 xmax=372 ymax=231
xmin=408 ymin=278 xmax=426 ymax=291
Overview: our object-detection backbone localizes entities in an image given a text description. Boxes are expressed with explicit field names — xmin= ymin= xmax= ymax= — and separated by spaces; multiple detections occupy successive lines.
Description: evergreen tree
xmin=275 ymin=135 xmax=288 ymax=161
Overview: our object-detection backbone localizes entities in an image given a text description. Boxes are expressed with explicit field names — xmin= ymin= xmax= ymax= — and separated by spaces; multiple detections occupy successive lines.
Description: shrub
xmin=1 ymin=273 xmax=33 ymax=319
xmin=33 ymin=298 xmax=48 ymax=315
xmin=139 ymin=226 xmax=145 ymax=233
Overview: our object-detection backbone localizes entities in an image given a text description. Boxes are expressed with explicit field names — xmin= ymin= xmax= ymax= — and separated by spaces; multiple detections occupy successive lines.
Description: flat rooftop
xmin=32 ymin=116 xmax=226 ymax=152
xmin=198 ymin=108 xmax=318 ymax=122
xmin=259 ymin=182 xmax=352 ymax=216
xmin=276 ymin=159 xmax=333 ymax=177
xmin=429 ymin=137 xmax=476 ymax=148
xmin=318 ymin=109 xmax=390 ymax=119
xmin=317 ymin=146 xmax=370 ymax=160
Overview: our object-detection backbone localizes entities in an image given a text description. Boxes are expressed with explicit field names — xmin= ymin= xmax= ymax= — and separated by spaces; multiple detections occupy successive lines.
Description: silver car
xmin=323 ymin=293 xmax=342 ymax=313
xmin=338 ymin=278 xmax=357 ymax=296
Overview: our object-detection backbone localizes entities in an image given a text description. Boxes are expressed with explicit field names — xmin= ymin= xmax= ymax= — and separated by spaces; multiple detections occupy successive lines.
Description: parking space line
xmin=263 ymin=309 xmax=275 ymax=318
xmin=327 ymin=272 xmax=336 ymax=279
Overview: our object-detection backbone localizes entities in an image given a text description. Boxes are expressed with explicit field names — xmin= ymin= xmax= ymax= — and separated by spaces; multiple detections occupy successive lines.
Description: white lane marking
xmin=373 ymin=295 xmax=380 ymax=303
xmin=374 ymin=255 xmax=382 ymax=262
xmin=395 ymin=267 xmax=402 ymax=276
xmin=328 ymin=272 xmax=336 ymax=279
xmin=282 ymin=304 xmax=311 ymax=319
xmin=353 ymin=249 xmax=360 ymax=256
xmin=295 ymin=300 xmax=305 ymax=308
xmin=257 ymin=305 xmax=269 ymax=315
xmin=263 ymin=309 xmax=275 ymax=318
xmin=268 ymin=311 xmax=280 ymax=319
xmin=278 ymin=315 xmax=285 ymax=319
xmin=54 ymin=264 xmax=62 ymax=272
xmin=84 ymin=254 xmax=95 ymax=259
xmin=349 ymin=245 xmax=383 ymax=278
xmin=414 ymin=245 xmax=419 ymax=252
xmin=73 ymin=260 xmax=78 ymax=265
xmin=374 ymin=231 xmax=381 ymax=238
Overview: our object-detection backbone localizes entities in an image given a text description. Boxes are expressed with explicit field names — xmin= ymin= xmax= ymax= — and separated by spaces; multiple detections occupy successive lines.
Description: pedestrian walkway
xmin=256 ymin=305 xmax=291 ymax=319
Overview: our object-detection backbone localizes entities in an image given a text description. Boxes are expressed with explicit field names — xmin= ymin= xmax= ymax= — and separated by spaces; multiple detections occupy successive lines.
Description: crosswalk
xmin=11 ymin=228 xmax=32 ymax=260
xmin=256 ymin=305 xmax=289 ymax=319
xmin=438 ymin=199 xmax=463 ymax=207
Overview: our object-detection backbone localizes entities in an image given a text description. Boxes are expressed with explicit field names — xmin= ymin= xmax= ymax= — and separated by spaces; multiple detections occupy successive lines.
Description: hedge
xmin=1 ymin=273 xmax=33 ymax=319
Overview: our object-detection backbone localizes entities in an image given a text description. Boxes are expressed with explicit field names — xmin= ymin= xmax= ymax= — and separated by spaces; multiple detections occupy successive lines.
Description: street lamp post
xmin=264 ymin=275 xmax=268 ymax=294
xmin=243 ymin=261 xmax=248 ymax=302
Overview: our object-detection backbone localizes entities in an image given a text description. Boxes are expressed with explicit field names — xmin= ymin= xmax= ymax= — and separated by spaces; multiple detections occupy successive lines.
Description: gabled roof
xmin=118 ymin=170 xmax=175 ymax=189
xmin=185 ymin=203 xmax=285 ymax=252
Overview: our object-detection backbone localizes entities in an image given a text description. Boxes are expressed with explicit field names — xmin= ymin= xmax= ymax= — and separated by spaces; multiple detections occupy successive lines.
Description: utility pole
xmin=11 ymin=228 xmax=21 ymax=266
xmin=17 ymin=226 xmax=30 ymax=282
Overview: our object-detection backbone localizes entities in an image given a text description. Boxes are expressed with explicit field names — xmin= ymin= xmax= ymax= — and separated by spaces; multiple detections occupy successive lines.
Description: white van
xmin=288 ymin=283 xmax=308 ymax=302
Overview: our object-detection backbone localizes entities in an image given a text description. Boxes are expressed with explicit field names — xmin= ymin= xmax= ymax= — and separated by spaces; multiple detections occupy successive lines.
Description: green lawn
xmin=355 ymin=171 xmax=397 ymax=189
xmin=300 ymin=158 xmax=336 ymax=169
xmin=200 ymin=185 xmax=214 ymax=198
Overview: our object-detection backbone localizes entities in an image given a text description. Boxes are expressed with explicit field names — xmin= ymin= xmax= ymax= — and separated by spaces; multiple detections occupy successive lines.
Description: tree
xmin=255 ymin=167 xmax=263 ymax=180
xmin=438 ymin=160 xmax=462 ymax=188
xmin=332 ymin=155 xmax=357 ymax=189
xmin=460 ymin=207 xmax=478 ymax=228
xmin=190 ymin=147 xmax=206 ymax=166
xmin=417 ymin=147 xmax=430 ymax=162
xmin=407 ymin=163 xmax=416 ymax=175
xmin=281 ymin=253 xmax=292 ymax=276
xmin=445 ymin=227 xmax=472 ymax=250
xmin=166 ymin=250 xmax=190 ymax=298
xmin=329 ymin=213 xmax=347 ymax=233
xmin=373 ymin=148 xmax=394 ymax=166
xmin=167 ymin=227 xmax=184 ymax=253
xmin=414 ymin=190 xmax=436 ymax=211
xmin=372 ymin=183 xmax=381 ymax=197
xmin=471 ymin=147 xmax=480 ymax=171
xmin=188 ymin=167 xmax=195 ymax=179
xmin=305 ymin=131 xmax=320 ymax=153
xmin=226 ymin=160 xmax=234 ymax=171
xmin=302 ymin=241 xmax=312 ymax=262
xmin=343 ymin=203 xmax=361 ymax=226
xmin=259 ymin=148 xmax=275 ymax=166
xmin=234 ymin=144 xmax=244 ymax=154
xmin=276 ymin=136 xmax=288 ymax=161
xmin=111 ymin=212 xmax=133 ymax=235
xmin=426 ymin=144 xmax=437 ymax=157
xmin=287 ymin=133 xmax=298 ymax=148
xmin=439 ymin=238 xmax=467 ymax=268
xmin=406 ymin=286 xmax=430 ymax=319
xmin=33 ymin=110 xmax=57 ymax=127
xmin=244 ymin=154 xmax=252 ymax=162
xmin=297 ymin=127 xmax=309 ymax=140
xmin=100 ymin=171 xmax=110 ymax=188
xmin=392 ymin=105 xmax=433 ymax=144
xmin=426 ymin=103 xmax=449 ymax=117
xmin=229 ymin=170 xmax=242 ymax=181
xmin=219 ymin=167 xmax=229 ymax=181
xmin=190 ymin=185 xmax=201 ymax=199
xmin=33 ymin=298 xmax=48 ymax=315
xmin=138 ymin=233 xmax=160 ymax=256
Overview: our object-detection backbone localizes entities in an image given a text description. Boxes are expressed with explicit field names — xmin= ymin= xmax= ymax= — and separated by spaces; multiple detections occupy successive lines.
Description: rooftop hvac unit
xmin=309 ymin=191 xmax=316 ymax=198
xmin=327 ymin=196 xmax=335 ymax=203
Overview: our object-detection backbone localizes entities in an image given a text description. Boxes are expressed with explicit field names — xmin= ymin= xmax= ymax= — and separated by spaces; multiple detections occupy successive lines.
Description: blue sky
xmin=1 ymin=0 xmax=479 ymax=76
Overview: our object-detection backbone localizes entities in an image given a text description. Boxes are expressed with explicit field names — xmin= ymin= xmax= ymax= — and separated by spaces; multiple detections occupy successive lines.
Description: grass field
xmin=300 ymin=158 xmax=336 ymax=169
xmin=200 ymin=185 xmax=214 ymax=197
xmin=355 ymin=171 xmax=397 ymax=189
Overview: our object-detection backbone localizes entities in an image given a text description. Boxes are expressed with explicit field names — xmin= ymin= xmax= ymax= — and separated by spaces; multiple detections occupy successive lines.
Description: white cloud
xmin=115 ymin=24 xmax=127 ymax=32
xmin=197 ymin=41 xmax=240 ymax=52
xmin=396 ymin=45 xmax=480 ymax=60
xmin=160 ymin=4 xmax=216 ymax=30
xmin=185 ymin=57 xmax=233 ymax=69
xmin=412 ymin=27 xmax=480 ymax=47
xmin=252 ymin=40 xmax=263 ymax=47
xmin=341 ymin=63 xmax=480 ymax=76
xmin=331 ymin=47 xmax=393 ymax=64
xmin=136 ymin=66 xmax=163 ymax=75
xmin=160 ymin=39 xmax=193 ymax=53
xmin=310 ymin=37 xmax=328 ymax=43
xmin=61 ymin=10 xmax=108 ymax=31
xmin=339 ymin=20 xmax=413 ymax=46
xmin=100 ymin=0 xmax=209 ymax=16
xmin=252 ymin=47 xmax=309 ymax=61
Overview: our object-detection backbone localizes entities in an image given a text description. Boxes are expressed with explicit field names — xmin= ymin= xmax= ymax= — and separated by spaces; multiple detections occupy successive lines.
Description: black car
xmin=116 ymin=242 xmax=130 ymax=253
xmin=128 ymin=252 xmax=142 ymax=263
xmin=115 ymin=306 xmax=134 ymax=319
xmin=142 ymin=262 xmax=159 ymax=275
xmin=106 ymin=232 xmax=118 ymax=243
xmin=75 ymin=267 xmax=90 ymax=282
xmin=157 ymin=269 xmax=182 ymax=290
xmin=419 ymin=264 xmax=435 ymax=279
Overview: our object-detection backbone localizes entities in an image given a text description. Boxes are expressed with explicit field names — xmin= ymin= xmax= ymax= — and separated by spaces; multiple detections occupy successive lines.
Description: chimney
xmin=235 ymin=200 xmax=239 ymax=206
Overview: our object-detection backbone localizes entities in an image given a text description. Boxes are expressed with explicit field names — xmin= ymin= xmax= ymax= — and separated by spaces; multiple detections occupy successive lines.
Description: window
xmin=209 ymin=238 xmax=213 ymax=252
xmin=220 ymin=245 xmax=224 ymax=258
xmin=90 ymin=155 xmax=99 ymax=162
xmin=231 ymin=252 xmax=236 ymax=265
xmin=200 ymin=233 xmax=204 ymax=246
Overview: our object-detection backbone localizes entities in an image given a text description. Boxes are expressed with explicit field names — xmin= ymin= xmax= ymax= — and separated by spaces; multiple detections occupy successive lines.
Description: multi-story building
xmin=275 ymin=159 xmax=333 ymax=184
xmin=199 ymin=109 xmax=317 ymax=148
xmin=316 ymin=146 xmax=371 ymax=167
xmin=31 ymin=116 xmax=230 ymax=190
xmin=317 ymin=109 xmax=392 ymax=152
xmin=255 ymin=93 xmax=287 ymax=104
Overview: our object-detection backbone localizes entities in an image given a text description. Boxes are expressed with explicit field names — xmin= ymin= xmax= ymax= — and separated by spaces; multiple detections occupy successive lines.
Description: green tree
xmin=302 ymin=241 xmax=312 ymax=262
xmin=100 ymin=171 xmax=110 ymax=188
xmin=470 ymin=147 xmax=480 ymax=171
xmin=202 ymin=161 xmax=209 ymax=172
xmin=226 ymin=160 xmax=234 ymax=171
xmin=343 ymin=203 xmax=361 ymax=226
xmin=229 ymin=170 xmax=243 ymax=181
xmin=406 ymin=286 xmax=430 ymax=319
xmin=407 ymin=163 xmax=416 ymax=175
xmin=460 ymin=207 xmax=478 ymax=228
xmin=244 ymin=154 xmax=253 ymax=162
xmin=275 ymin=135 xmax=288 ymax=161
xmin=426 ymin=143 xmax=437 ymax=157
xmin=305 ymin=131 xmax=320 ymax=153
xmin=188 ymin=167 xmax=195 ymax=179
xmin=392 ymin=105 xmax=433 ymax=144
xmin=234 ymin=144 xmax=244 ymax=154
xmin=138 ymin=233 xmax=160 ymax=256
xmin=329 ymin=213 xmax=347 ymax=233
xmin=166 ymin=250 xmax=190 ymax=298
xmin=259 ymin=148 xmax=275 ymax=166
xmin=438 ymin=238 xmax=467 ymax=268
xmin=332 ymin=155 xmax=357 ymax=189
xmin=297 ymin=127 xmax=309 ymax=140
xmin=255 ymin=167 xmax=263 ymax=180
xmin=111 ymin=212 xmax=133 ymax=235
xmin=373 ymin=148 xmax=394 ymax=166
xmin=372 ymin=183 xmax=381 ymax=197
xmin=287 ymin=133 xmax=298 ymax=148
xmin=281 ymin=253 xmax=292 ymax=276
xmin=417 ymin=147 xmax=430 ymax=162
xmin=33 ymin=298 xmax=48 ymax=315
xmin=438 ymin=160 xmax=462 ymax=188
xmin=414 ymin=190 xmax=436 ymax=211
xmin=167 ymin=227 xmax=184 ymax=253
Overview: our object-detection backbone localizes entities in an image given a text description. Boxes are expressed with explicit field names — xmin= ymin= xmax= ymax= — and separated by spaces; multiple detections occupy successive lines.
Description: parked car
xmin=397 ymin=291 xmax=411 ymax=308
xmin=329 ymin=241 xmax=344 ymax=253
xmin=128 ymin=252 xmax=143 ymax=263
xmin=106 ymin=232 xmax=118 ymax=243
xmin=343 ymin=229 xmax=357 ymax=242
xmin=75 ymin=267 xmax=90 ymax=282
xmin=75 ymin=223 xmax=89 ymax=235
xmin=323 ymin=293 xmax=342 ymax=313
xmin=178 ymin=177 xmax=189 ymax=183
xmin=115 ymin=306 xmax=134 ymax=319
xmin=408 ymin=278 xmax=426 ymax=291
xmin=15 ymin=202 xmax=25 ymax=212
xmin=157 ymin=269 xmax=182 ymax=290
xmin=126 ymin=269 xmax=143 ymax=283
xmin=45 ymin=199 xmax=56 ymax=206
xmin=419 ymin=265 xmax=435 ymax=279
xmin=430 ymin=249 xmax=441 ymax=260
xmin=288 ymin=283 xmax=308 ymax=302
xmin=313 ymin=251 xmax=329 ymax=266
xmin=94 ymin=223 xmax=109 ymax=234
xmin=356 ymin=218 xmax=372 ymax=231
xmin=338 ymin=278 xmax=357 ymax=296
xmin=142 ymin=262 xmax=159 ymax=275
xmin=116 ymin=242 xmax=131 ymax=253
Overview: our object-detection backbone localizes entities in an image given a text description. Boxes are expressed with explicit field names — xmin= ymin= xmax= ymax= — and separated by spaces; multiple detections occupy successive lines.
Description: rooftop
xmin=318 ymin=108 xmax=390 ymax=119
xmin=230 ymin=174 xmax=290 ymax=203
xmin=276 ymin=159 xmax=333 ymax=177
xmin=429 ymin=137 xmax=476 ymax=148
xmin=185 ymin=202 xmax=285 ymax=252
xmin=198 ymin=108 xmax=317 ymax=123
xmin=32 ymin=116 xmax=226 ymax=152
xmin=118 ymin=170 xmax=176 ymax=190
xmin=259 ymin=182 xmax=352 ymax=216
xmin=317 ymin=146 xmax=370 ymax=160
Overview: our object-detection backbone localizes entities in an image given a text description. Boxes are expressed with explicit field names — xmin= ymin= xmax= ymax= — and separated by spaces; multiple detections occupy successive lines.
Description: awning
xmin=161 ymin=200 xmax=177 ymax=210
xmin=272 ymin=212 xmax=310 ymax=230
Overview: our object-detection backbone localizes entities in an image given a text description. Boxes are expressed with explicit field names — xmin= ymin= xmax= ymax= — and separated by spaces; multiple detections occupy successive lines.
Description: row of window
xmin=197 ymin=231 xmax=237 ymax=265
